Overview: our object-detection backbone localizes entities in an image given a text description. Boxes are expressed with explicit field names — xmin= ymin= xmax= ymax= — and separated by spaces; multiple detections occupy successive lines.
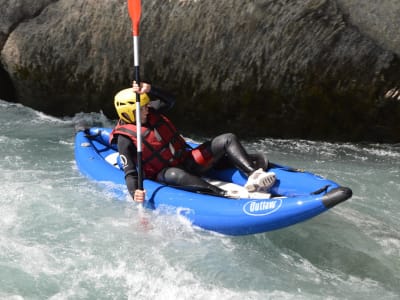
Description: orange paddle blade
xmin=127 ymin=0 xmax=141 ymax=36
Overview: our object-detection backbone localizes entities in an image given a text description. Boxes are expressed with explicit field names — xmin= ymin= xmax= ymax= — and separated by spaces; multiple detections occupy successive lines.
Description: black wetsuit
xmin=115 ymin=86 xmax=268 ymax=198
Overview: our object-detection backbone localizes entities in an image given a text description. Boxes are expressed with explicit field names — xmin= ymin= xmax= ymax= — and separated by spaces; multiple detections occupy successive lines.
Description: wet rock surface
xmin=1 ymin=0 xmax=399 ymax=142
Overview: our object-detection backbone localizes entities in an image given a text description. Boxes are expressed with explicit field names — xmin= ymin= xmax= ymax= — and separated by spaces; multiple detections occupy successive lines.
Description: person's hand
xmin=133 ymin=189 xmax=146 ymax=203
xmin=132 ymin=81 xmax=151 ymax=94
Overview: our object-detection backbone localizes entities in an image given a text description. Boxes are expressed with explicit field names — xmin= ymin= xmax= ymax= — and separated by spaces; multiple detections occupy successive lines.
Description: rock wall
xmin=336 ymin=0 xmax=400 ymax=55
xmin=1 ymin=0 xmax=130 ymax=116
xmin=1 ymin=0 xmax=400 ymax=142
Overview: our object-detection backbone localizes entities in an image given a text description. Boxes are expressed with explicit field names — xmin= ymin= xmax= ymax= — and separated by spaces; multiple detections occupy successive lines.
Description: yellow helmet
xmin=114 ymin=88 xmax=150 ymax=123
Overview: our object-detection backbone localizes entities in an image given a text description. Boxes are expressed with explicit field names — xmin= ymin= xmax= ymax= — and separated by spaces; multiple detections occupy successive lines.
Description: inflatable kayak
xmin=74 ymin=127 xmax=352 ymax=235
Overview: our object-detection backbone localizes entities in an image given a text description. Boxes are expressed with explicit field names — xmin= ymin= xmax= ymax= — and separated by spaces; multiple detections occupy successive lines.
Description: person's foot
xmin=244 ymin=168 xmax=276 ymax=192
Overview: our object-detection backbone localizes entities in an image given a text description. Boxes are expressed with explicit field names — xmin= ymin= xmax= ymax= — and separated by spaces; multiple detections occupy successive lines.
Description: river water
xmin=0 ymin=99 xmax=399 ymax=299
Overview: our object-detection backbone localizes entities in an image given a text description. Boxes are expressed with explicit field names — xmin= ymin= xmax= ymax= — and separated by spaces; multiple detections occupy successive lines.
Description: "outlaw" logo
xmin=243 ymin=199 xmax=282 ymax=216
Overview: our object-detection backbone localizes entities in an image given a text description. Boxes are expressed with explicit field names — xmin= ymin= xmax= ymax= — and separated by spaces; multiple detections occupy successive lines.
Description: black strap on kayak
xmin=311 ymin=185 xmax=331 ymax=195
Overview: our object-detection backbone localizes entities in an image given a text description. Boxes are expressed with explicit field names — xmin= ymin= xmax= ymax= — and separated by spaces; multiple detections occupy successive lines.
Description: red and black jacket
xmin=110 ymin=111 xmax=189 ymax=178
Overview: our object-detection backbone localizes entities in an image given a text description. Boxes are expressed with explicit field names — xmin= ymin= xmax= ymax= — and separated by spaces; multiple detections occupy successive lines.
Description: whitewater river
xmin=1 ymin=99 xmax=399 ymax=299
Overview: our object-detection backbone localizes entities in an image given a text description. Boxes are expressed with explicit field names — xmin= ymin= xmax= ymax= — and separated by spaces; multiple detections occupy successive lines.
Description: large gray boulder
xmin=1 ymin=0 xmax=400 ymax=142
xmin=1 ymin=0 xmax=130 ymax=115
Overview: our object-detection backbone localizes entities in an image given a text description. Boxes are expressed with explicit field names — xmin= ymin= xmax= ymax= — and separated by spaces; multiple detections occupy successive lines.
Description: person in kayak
xmin=110 ymin=81 xmax=276 ymax=202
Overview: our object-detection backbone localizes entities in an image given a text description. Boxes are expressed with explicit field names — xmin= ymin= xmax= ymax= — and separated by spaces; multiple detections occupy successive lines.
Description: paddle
xmin=128 ymin=0 xmax=143 ymax=190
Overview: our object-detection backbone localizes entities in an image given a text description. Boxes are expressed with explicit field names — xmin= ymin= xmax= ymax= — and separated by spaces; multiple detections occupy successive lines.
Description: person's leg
xmin=156 ymin=167 xmax=227 ymax=197
xmin=249 ymin=152 xmax=270 ymax=170
xmin=210 ymin=133 xmax=276 ymax=192
xmin=210 ymin=133 xmax=255 ymax=176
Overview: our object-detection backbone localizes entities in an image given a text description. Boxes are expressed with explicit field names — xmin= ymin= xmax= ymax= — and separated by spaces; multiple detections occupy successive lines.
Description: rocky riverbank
xmin=1 ymin=0 xmax=399 ymax=142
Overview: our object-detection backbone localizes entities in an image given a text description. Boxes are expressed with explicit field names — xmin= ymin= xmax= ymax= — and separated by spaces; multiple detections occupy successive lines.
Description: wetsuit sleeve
xmin=148 ymin=86 xmax=176 ymax=112
xmin=117 ymin=134 xmax=138 ymax=197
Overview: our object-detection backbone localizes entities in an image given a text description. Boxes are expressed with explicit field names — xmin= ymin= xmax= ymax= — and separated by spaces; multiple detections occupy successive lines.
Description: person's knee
xmin=157 ymin=167 xmax=185 ymax=184
xmin=212 ymin=133 xmax=237 ymax=148
xmin=220 ymin=132 xmax=236 ymax=142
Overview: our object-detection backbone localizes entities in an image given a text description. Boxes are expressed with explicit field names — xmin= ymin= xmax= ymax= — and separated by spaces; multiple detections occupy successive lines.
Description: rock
xmin=1 ymin=0 xmax=399 ymax=142
xmin=1 ymin=0 xmax=131 ymax=116
xmin=336 ymin=0 xmax=400 ymax=55
xmin=0 ymin=0 xmax=55 ymax=46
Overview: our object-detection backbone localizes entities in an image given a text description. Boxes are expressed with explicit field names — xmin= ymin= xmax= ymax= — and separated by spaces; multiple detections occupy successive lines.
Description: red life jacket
xmin=110 ymin=112 xmax=189 ymax=178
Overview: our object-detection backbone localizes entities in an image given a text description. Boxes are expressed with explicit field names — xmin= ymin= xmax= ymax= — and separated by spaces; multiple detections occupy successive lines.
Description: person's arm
xmin=133 ymin=81 xmax=176 ymax=112
xmin=117 ymin=135 xmax=145 ymax=202
xmin=148 ymin=85 xmax=176 ymax=112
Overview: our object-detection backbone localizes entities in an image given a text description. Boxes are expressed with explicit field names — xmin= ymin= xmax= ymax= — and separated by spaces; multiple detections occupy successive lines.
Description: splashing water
xmin=0 ymin=100 xmax=399 ymax=299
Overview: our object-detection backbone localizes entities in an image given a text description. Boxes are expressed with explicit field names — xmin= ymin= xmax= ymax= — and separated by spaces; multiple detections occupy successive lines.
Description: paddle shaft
xmin=128 ymin=0 xmax=143 ymax=190
xmin=133 ymin=37 xmax=143 ymax=190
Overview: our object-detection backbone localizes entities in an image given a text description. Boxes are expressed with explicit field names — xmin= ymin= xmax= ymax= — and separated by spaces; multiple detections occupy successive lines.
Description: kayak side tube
xmin=322 ymin=187 xmax=353 ymax=209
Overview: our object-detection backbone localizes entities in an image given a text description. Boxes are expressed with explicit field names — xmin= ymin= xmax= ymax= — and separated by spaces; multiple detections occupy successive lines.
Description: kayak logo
xmin=243 ymin=199 xmax=282 ymax=216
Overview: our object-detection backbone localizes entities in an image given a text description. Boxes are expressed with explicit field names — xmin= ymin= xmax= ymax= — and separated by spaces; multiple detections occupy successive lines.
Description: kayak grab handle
xmin=311 ymin=185 xmax=330 ymax=195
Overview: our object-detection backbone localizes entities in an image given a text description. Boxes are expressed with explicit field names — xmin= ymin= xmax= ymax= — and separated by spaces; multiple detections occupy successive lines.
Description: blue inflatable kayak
xmin=74 ymin=127 xmax=352 ymax=235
